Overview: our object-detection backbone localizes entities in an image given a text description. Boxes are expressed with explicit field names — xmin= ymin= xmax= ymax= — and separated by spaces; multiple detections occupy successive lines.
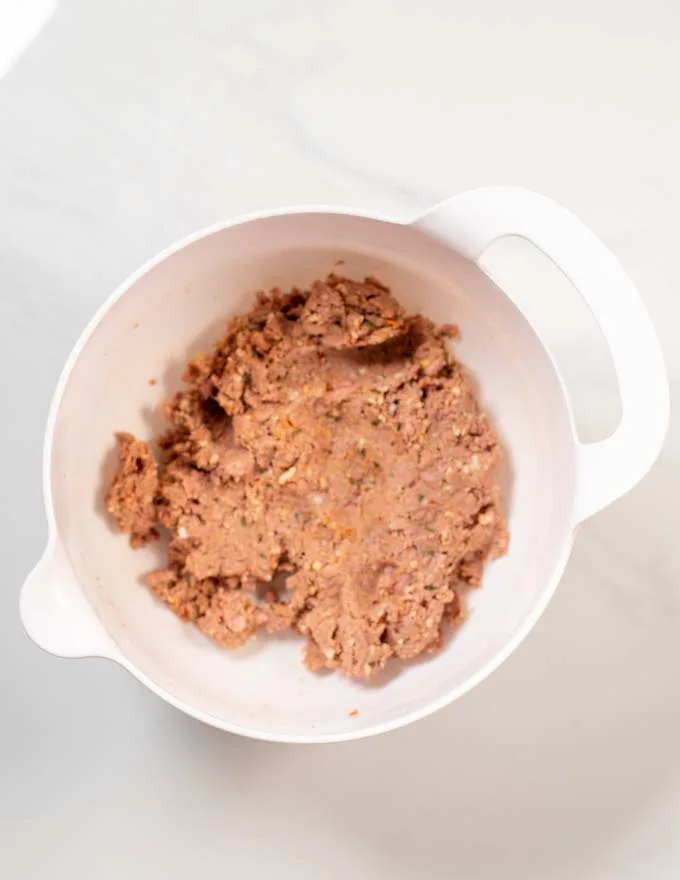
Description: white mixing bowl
xmin=20 ymin=187 xmax=669 ymax=742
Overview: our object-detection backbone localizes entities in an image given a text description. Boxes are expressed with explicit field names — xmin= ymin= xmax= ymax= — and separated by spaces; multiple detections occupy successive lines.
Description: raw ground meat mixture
xmin=106 ymin=274 xmax=508 ymax=679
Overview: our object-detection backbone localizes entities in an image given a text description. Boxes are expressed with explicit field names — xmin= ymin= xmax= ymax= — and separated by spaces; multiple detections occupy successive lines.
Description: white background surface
xmin=2 ymin=1 xmax=679 ymax=878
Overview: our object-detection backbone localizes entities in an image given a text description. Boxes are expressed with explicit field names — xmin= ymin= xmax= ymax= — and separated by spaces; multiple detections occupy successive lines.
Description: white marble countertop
xmin=2 ymin=1 xmax=679 ymax=878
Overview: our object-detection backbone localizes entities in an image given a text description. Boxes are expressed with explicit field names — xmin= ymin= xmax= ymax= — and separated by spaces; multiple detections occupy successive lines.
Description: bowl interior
xmin=50 ymin=212 xmax=577 ymax=740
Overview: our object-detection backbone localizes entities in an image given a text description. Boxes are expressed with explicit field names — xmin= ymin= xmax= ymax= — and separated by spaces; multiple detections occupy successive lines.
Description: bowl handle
xmin=414 ymin=186 xmax=669 ymax=522
xmin=20 ymin=539 xmax=124 ymax=661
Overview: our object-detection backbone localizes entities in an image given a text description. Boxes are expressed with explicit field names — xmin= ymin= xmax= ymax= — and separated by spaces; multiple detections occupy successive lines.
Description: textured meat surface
xmin=105 ymin=274 xmax=508 ymax=679
xmin=106 ymin=432 xmax=159 ymax=548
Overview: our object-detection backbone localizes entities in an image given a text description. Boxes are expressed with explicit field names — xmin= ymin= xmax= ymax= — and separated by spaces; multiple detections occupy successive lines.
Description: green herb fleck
xmin=418 ymin=494 xmax=425 ymax=503
xmin=364 ymin=319 xmax=378 ymax=329
xmin=425 ymin=584 xmax=437 ymax=591
xmin=423 ymin=549 xmax=435 ymax=557
xmin=240 ymin=517 xmax=248 ymax=527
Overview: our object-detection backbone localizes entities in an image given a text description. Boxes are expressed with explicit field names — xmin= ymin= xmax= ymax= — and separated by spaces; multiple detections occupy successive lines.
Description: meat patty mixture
xmin=106 ymin=274 xmax=508 ymax=679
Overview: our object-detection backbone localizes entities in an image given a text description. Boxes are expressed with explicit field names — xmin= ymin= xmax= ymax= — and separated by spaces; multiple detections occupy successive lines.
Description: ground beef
xmin=105 ymin=432 xmax=159 ymax=548
xmin=105 ymin=274 xmax=508 ymax=679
